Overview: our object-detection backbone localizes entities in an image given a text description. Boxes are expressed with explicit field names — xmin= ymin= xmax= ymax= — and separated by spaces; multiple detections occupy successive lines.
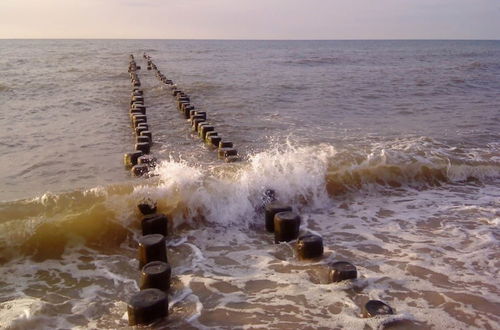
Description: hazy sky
xmin=1 ymin=0 xmax=499 ymax=39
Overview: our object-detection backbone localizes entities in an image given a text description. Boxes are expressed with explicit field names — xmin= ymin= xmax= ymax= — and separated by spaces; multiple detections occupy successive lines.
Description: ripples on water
xmin=0 ymin=40 xmax=499 ymax=329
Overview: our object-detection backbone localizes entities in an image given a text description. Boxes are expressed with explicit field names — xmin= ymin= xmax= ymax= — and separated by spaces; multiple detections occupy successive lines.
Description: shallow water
xmin=0 ymin=40 xmax=499 ymax=329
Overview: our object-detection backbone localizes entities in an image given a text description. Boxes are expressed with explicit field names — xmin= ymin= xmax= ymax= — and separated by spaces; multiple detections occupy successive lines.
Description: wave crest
xmin=0 ymin=140 xmax=498 ymax=262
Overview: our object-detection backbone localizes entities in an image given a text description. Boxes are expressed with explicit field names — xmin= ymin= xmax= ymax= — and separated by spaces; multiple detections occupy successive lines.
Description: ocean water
xmin=0 ymin=40 xmax=499 ymax=329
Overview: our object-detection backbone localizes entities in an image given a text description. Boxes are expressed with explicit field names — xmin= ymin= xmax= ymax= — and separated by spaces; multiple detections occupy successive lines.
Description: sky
xmin=0 ymin=0 xmax=499 ymax=39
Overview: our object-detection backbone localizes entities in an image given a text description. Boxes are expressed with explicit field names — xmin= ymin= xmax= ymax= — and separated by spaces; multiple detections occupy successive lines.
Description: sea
xmin=0 ymin=40 xmax=498 ymax=329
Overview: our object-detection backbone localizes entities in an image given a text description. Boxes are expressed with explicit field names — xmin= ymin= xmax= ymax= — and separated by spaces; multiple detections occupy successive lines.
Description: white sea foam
xmin=0 ymin=298 xmax=44 ymax=329
xmin=128 ymin=143 xmax=335 ymax=228
xmin=0 ymin=245 xmax=139 ymax=329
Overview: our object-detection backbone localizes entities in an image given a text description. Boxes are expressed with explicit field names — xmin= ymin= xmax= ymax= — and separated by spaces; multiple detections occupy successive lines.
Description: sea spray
xmin=130 ymin=143 xmax=336 ymax=228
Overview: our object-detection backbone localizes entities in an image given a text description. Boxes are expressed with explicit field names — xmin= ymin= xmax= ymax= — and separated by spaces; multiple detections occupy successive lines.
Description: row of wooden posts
xmin=123 ymin=54 xmax=394 ymax=326
xmin=265 ymin=200 xmax=395 ymax=318
xmin=123 ymin=55 xmax=157 ymax=177
xmin=123 ymin=55 xmax=171 ymax=326
xmin=127 ymin=200 xmax=172 ymax=326
xmin=143 ymin=53 xmax=240 ymax=162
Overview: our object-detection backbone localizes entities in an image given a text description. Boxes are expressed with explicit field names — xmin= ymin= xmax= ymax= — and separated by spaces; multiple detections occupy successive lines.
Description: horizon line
xmin=1 ymin=38 xmax=499 ymax=41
